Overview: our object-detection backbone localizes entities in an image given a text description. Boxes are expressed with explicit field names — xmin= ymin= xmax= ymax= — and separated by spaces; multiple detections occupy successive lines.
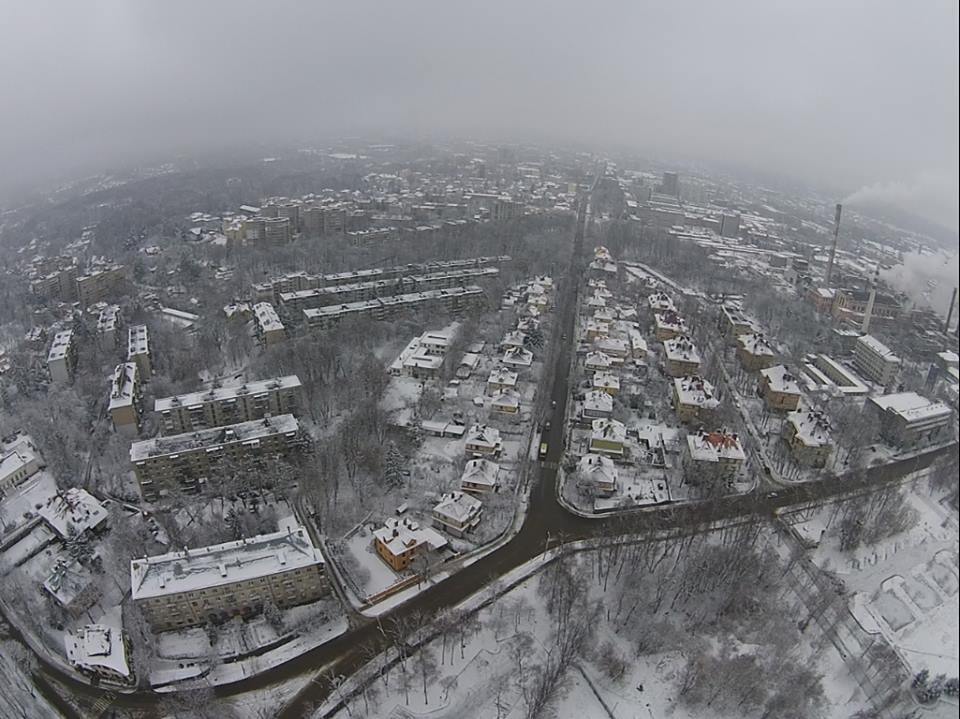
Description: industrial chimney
xmin=945 ymin=286 xmax=958 ymax=334
xmin=825 ymin=203 xmax=842 ymax=286
xmin=861 ymin=263 xmax=880 ymax=334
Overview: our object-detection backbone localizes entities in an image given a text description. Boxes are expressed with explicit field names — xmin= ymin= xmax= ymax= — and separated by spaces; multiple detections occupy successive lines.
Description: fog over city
xmin=1 ymin=1 xmax=957 ymax=231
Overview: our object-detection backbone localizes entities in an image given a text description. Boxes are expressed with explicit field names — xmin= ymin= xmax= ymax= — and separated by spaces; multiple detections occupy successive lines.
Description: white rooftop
xmin=154 ymin=375 xmax=301 ymax=413
xmin=130 ymin=414 xmax=299 ymax=462
xmin=760 ymin=365 xmax=803 ymax=395
xmin=37 ymin=488 xmax=108 ymax=538
xmin=673 ymin=375 xmax=719 ymax=408
xmin=373 ymin=517 xmax=448 ymax=558
xmin=686 ymin=430 xmax=746 ymax=463
xmin=64 ymin=615 xmax=131 ymax=679
xmin=869 ymin=392 xmax=952 ymax=423
xmin=131 ymin=525 xmax=322 ymax=600
xmin=786 ymin=409 xmax=832 ymax=447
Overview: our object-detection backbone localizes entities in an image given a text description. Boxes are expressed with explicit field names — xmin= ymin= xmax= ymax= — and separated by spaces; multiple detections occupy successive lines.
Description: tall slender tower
xmin=825 ymin=203 xmax=842 ymax=286
xmin=861 ymin=263 xmax=881 ymax=334
xmin=945 ymin=287 xmax=958 ymax=334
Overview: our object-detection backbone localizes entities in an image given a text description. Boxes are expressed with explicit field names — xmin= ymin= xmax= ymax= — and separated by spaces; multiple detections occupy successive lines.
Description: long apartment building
xmin=29 ymin=256 xmax=79 ymax=302
xmin=154 ymin=375 xmax=302 ymax=434
xmin=129 ymin=414 xmax=300 ymax=501
xmin=108 ymin=362 xmax=142 ymax=436
xmin=47 ymin=329 xmax=78 ymax=383
xmin=852 ymin=335 xmax=900 ymax=387
xmin=304 ymin=285 xmax=485 ymax=331
xmin=127 ymin=325 xmax=152 ymax=380
xmin=131 ymin=526 xmax=327 ymax=631
xmin=252 ymin=255 xmax=510 ymax=304
xmin=868 ymin=392 xmax=952 ymax=448
xmin=278 ymin=267 xmax=498 ymax=319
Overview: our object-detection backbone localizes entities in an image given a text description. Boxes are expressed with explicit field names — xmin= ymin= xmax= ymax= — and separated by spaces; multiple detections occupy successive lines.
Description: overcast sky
xmin=1 ymin=1 xmax=957 ymax=230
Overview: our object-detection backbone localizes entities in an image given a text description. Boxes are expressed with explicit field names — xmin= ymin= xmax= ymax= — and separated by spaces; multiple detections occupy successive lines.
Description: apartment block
xmin=672 ymin=375 xmax=719 ymax=423
xmin=131 ymin=526 xmax=327 ymax=631
xmin=304 ymin=286 xmax=484 ymax=331
xmin=108 ymin=363 xmax=142 ymax=436
xmin=129 ymin=414 xmax=300 ymax=501
xmin=47 ymin=329 xmax=78 ymax=383
xmin=736 ymin=333 xmax=776 ymax=372
xmin=127 ymin=325 xmax=152 ymax=380
xmin=853 ymin=335 xmax=900 ymax=387
xmin=96 ymin=305 xmax=123 ymax=350
xmin=684 ymin=430 xmax=746 ymax=481
xmin=663 ymin=335 xmax=702 ymax=377
xmin=758 ymin=365 xmax=803 ymax=412
xmin=252 ymin=303 xmax=285 ymax=345
xmin=154 ymin=375 xmax=302 ymax=434
xmin=76 ymin=264 xmax=125 ymax=307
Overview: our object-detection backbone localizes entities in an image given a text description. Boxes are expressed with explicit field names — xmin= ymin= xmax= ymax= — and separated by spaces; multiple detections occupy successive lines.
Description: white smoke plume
xmin=880 ymin=250 xmax=959 ymax=320
xmin=844 ymin=170 xmax=959 ymax=233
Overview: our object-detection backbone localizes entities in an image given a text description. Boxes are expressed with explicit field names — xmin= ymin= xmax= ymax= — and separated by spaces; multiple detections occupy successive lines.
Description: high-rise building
xmin=47 ymin=329 xmax=78 ymax=383
xmin=127 ymin=325 xmax=152 ymax=380
xmin=660 ymin=171 xmax=680 ymax=197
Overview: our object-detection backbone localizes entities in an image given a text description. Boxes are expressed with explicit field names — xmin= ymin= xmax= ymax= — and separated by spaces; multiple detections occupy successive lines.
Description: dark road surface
xmin=31 ymin=190 xmax=958 ymax=719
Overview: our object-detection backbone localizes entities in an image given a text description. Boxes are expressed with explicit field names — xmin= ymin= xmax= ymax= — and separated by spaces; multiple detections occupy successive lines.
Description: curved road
xmin=35 ymin=191 xmax=957 ymax=719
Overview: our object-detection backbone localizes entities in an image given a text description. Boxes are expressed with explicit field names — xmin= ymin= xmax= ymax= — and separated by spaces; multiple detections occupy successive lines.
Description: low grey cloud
xmin=1 ymin=1 xmax=956 ymax=230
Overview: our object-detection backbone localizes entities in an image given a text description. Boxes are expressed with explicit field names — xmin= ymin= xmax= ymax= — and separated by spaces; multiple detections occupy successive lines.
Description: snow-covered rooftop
xmin=130 ymin=414 xmax=299 ymax=461
xmin=373 ymin=517 xmax=448 ymax=558
xmin=869 ymin=392 xmax=952 ymax=423
xmin=131 ymin=525 xmax=322 ymax=600
xmin=760 ymin=364 xmax=802 ymax=395
xmin=37 ymin=487 xmax=108 ymax=538
xmin=154 ymin=375 xmax=301 ymax=413
xmin=673 ymin=375 xmax=719 ymax=408
xmin=686 ymin=430 xmax=746 ymax=463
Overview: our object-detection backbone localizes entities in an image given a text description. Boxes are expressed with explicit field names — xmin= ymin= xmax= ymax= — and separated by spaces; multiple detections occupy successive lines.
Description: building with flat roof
xmin=807 ymin=354 xmax=869 ymax=396
xmin=129 ymin=414 xmax=300 ymax=502
xmin=653 ymin=311 xmax=687 ymax=342
xmin=389 ymin=331 xmax=453 ymax=379
xmin=252 ymin=303 xmax=285 ymax=345
xmin=0 ymin=435 xmax=43 ymax=496
xmin=783 ymin=409 xmax=832 ymax=467
xmin=76 ymin=264 xmax=125 ymax=307
xmin=589 ymin=418 xmax=627 ymax=457
xmin=672 ymin=376 xmax=719 ymax=423
xmin=758 ymin=365 xmax=803 ymax=412
xmin=64 ymin=622 xmax=131 ymax=683
xmin=131 ymin=526 xmax=326 ymax=631
xmin=43 ymin=559 xmax=101 ymax=617
xmin=684 ymin=430 xmax=746 ymax=481
xmin=736 ymin=333 xmax=776 ymax=372
xmin=127 ymin=325 xmax=151 ymax=380
xmin=47 ymin=329 xmax=78 ymax=383
xmin=853 ymin=335 xmax=900 ymax=387
xmin=37 ymin=487 xmax=108 ymax=539
xmin=97 ymin=304 xmax=122 ymax=350
xmin=108 ymin=362 xmax=142 ymax=436
xmin=719 ymin=305 xmax=756 ymax=344
xmin=832 ymin=287 xmax=900 ymax=327
xmin=663 ymin=336 xmax=702 ymax=377
xmin=154 ymin=375 xmax=302 ymax=435
xmin=868 ymin=392 xmax=952 ymax=448
xmin=304 ymin=286 xmax=484 ymax=331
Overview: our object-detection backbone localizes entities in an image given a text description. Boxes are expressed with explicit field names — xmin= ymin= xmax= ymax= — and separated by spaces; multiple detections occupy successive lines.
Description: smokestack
xmin=946 ymin=286 xmax=958 ymax=334
xmin=825 ymin=203 xmax=841 ymax=286
xmin=861 ymin=263 xmax=880 ymax=335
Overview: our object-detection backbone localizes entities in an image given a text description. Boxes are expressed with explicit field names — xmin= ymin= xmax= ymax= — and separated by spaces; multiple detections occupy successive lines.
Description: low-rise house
xmin=592 ymin=371 xmax=621 ymax=396
xmin=584 ymin=351 xmax=614 ymax=373
xmin=628 ymin=329 xmax=648 ymax=360
xmin=373 ymin=517 xmax=448 ymax=572
xmin=500 ymin=330 xmax=527 ymax=350
xmin=594 ymin=337 xmax=629 ymax=360
xmin=486 ymin=367 xmax=519 ymax=395
xmin=736 ymin=333 xmax=776 ymax=372
xmin=589 ymin=418 xmax=627 ymax=457
xmin=868 ymin=392 xmax=953 ymax=448
xmin=758 ymin=365 xmax=803 ymax=412
xmin=64 ymin=623 xmax=131 ymax=684
xmin=38 ymin=488 xmax=108 ymax=539
xmin=582 ymin=389 xmax=614 ymax=419
xmin=653 ymin=311 xmax=687 ymax=341
xmin=663 ymin=336 xmax=702 ymax=377
xmin=584 ymin=319 xmax=609 ymax=340
xmin=502 ymin=347 xmax=533 ymax=368
xmin=684 ymin=429 xmax=746 ymax=481
xmin=0 ymin=434 xmax=43 ymax=495
xmin=672 ymin=376 xmax=719 ymax=423
xmin=432 ymin=491 xmax=483 ymax=538
xmin=464 ymin=424 xmax=503 ymax=456
xmin=131 ymin=526 xmax=327 ymax=631
xmin=491 ymin=389 xmax=522 ymax=414
xmin=460 ymin=458 xmax=500 ymax=494
xmin=108 ymin=362 xmax=142 ymax=436
xmin=647 ymin=292 xmax=676 ymax=314
xmin=43 ymin=559 xmax=102 ymax=618
xmin=783 ymin=409 xmax=832 ymax=467
xmin=577 ymin=453 xmax=619 ymax=496
xmin=593 ymin=307 xmax=617 ymax=323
